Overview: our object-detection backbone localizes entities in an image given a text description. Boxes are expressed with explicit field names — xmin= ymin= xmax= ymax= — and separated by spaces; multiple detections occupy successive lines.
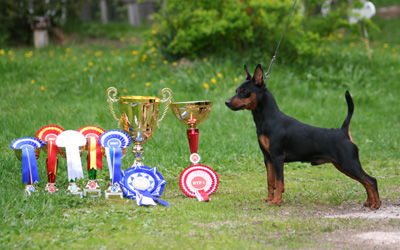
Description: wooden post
xmin=100 ymin=0 xmax=108 ymax=24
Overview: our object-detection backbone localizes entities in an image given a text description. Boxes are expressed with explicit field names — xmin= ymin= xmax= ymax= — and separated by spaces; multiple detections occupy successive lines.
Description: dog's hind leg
xmin=332 ymin=147 xmax=381 ymax=210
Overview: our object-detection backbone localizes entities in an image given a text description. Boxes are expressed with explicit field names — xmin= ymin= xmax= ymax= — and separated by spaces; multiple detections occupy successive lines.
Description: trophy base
xmin=105 ymin=183 xmax=123 ymax=199
xmin=83 ymin=180 xmax=102 ymax=197
xmin=66 ymin=182 xmax=83 ymax=198
xmin=44 ymin=183 xmax=58 ymax=193
xmin=25 ymin=184 xmax=38 ymax=195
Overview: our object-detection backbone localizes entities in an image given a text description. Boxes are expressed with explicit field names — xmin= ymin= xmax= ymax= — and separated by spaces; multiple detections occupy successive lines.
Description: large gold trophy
xmin=171 ymin=101 xmax=219 ymax=202
xmin=106 ymin=87 xmax=172 ymax=167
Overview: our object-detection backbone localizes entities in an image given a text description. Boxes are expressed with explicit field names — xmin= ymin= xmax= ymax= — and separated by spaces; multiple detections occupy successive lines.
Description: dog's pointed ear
xmin=253 ymin=64 xmax=264 ymax=87
xmin=244 ymin=64 xmax=252 ymax=80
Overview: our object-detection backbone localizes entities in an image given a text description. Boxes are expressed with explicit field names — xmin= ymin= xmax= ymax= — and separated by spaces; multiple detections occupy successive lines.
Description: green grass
xmin=1 ymin=19 xmax=400 ymax=249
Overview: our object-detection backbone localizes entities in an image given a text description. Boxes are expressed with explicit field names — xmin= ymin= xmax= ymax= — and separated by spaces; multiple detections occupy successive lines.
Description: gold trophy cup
xmin=106 ymin=87 xmax=172 ymax=167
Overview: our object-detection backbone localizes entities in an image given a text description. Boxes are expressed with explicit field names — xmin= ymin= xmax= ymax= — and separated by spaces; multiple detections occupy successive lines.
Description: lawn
xmin=0 ymin=17 xmax=400 ymax=249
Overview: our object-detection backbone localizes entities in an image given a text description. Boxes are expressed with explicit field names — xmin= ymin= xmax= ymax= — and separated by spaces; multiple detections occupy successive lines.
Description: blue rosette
xmin=10 ymin=137 xmax=42 ymax=185
xmin=120 ymin=166 xmax=169 ymax=206
xmin=99 ymin=130 xmax=131 ymax=148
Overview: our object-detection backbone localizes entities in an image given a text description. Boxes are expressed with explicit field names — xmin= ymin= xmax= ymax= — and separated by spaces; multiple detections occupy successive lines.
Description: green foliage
xmin=151 ymin=0 xmax=322 ymax=60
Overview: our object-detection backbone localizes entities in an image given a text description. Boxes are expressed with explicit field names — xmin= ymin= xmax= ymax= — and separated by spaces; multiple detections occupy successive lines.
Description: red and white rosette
xmin=179 ymin=165 xmax=219 ymax=202
xmin=36 ymin=125 xmax=64 ymax=183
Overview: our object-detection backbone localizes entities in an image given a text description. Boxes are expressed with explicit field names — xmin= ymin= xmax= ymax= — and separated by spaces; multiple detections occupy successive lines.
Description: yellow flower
xmin=130 ymin=37 xmax=136 ymax=43
xmin=152 ymin=65 xmax=156 ymax=69
xmin=8 ymin=50 xmax=14 ymax=56
xmin=203 ymin=58 xmax=208 ymax=62
xmin=211 ymin=78 xmax=216 ymax=84
xmin=49 ymin=51 xmax=54 ymax=57
xmin=234 ymin=77 xmax=238 ymax=82
xmin=152 ymin=30 xmax=157 ymax=35
xmin=329 ymin=33 xmax=334 ymax=39
xmin=350 ymin=42 xmax=355 ymax=47
xmin=0 ymin=49 xmax=5 ymax=55
xmin=65 ymin=54 xmax=69 ymax=58
xmin=95 ymin=51 xmax=103 ymax=57
xmin=40 ymin=86 xmax=45 ymax=91
xmin=132 ymin=51 xmax=138 ymax=55
xmin=120 ymin=37 xmax=125 ymax=43
xmin=343 ymin=48 xmax=349 ymax=53
xmin=337 ymin=33 xmax=343 ymax=39
xmin=107 ymin=67 xmax=112 ymax=71
xmin=172 ymin=62 xmax=178 ymax=67
xmin=217 ymin=73 xmax=222 ymax=78
xmin=146 ymin=82 xmax=151 ymax=87
xmin=188 ymin=70 xmax=192 ymax=74
xmin=84 ymin=67 xmax=88 ymax=72
xmin=203 ymin=83 xmax=209 ymax=88
xmin=31 ymin=80 xmax=35 ymax=84
xmin=88 ymin=62 xmax=94 ymax=66
xmin=383 ymin=43 xmax=389 ymax=49
xmin=123 ymin=89 xmax=128 ymax=93
xmin=66 ymin=48 xmax=71 ymax=53
xmin=171 ymin=80 xmax=175 ymax=84
xmin=25 ymin=51 xmax=33 ymax=58
xmin=163 ymin=60 xmax=168 ymax=64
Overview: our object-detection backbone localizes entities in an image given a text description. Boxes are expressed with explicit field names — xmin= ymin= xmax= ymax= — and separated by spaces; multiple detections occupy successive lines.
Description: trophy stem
xmin=187 ymin=128 xmax=199 ymax=154
xmin=132 ymin=144 xmax=144 ymax=166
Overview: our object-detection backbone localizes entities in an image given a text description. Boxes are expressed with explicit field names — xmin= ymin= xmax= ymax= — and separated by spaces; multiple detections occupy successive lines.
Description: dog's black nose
xmin=225 ymin=100 xmax=230 ymax=107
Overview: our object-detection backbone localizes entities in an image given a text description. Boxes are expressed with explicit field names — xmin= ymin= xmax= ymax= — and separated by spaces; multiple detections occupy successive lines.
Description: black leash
xmin=264 ymin=0 xmax=298 ymax=82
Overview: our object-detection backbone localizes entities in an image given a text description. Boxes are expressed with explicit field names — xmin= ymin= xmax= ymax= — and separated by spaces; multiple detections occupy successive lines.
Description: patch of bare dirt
xmin=321 ymin=200 xmax=400 ymax=249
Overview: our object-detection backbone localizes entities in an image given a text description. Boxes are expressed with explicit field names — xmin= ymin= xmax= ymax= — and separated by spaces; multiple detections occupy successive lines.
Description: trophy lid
xmin=171 ymin=101 xmax=212 ymax=128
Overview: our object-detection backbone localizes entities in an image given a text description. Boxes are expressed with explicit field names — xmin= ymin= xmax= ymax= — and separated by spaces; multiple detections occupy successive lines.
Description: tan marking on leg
xmin=270 ymin=179 xmax=283 ymax=206
xmin=263 ymin=160 xmax=275 ymax=202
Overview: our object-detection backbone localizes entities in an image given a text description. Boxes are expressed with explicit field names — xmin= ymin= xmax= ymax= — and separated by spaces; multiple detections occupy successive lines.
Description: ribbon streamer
xmin=135 ymin=189 xmax=170 ymax=207
xmin=46 ymin=141 xmax=58 ymax=183
xmin=65 ymin=146 xmax=84 ymax=181
xmin=195 ymin=189 xmax=210 ymax=202
xmin=22 ymin=146 xmax=39 ymax=185
xmin=106 ymin=147 xmax=122 ymax=184
xmin=87 ymin=137 xmax=103 ymax=171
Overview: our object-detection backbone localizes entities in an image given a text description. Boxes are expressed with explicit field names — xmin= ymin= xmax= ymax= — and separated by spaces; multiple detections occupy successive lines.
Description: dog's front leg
xmin=270 ymin=155 xmax=284 ymax=206
xmin=264 ymin=159 xmax=276 ymax=202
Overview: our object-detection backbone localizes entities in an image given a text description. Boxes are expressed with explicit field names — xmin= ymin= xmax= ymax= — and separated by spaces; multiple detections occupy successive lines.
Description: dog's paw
xmin=269 ymin=198 xmax=282 ymax=206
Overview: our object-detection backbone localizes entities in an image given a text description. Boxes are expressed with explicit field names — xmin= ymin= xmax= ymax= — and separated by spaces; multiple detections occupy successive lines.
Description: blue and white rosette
xmin=10 ymin=137 xmax=42 ymax=185
xmin=120 ymin=166 xmax=169 ymax=206
xmin=99 ymin=130 xmax=131 ymax=184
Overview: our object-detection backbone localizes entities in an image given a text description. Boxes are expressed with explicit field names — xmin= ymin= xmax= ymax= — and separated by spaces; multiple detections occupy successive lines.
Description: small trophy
xmin=78 ymin=126 xmax=106 ymax=198
xmin=36 ymin=125 xmax=65 ymax=193
xmin=56 ymin=130 xmax=87 ymax=197
xmin=99 ymin=130 xmax=131 ymax=199
xmin=106 ymin=87 xmax=172 ymax=167
xmin=171 ymin=101 xmax=219 ymax=201
xmin=106 ymin=87 xmax=172 ymax=206
xmin=10 ymin=137 xmax=42 ymax=195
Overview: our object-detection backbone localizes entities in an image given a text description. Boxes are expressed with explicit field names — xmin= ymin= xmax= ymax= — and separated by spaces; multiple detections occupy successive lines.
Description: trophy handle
xmin=106 ymin=87 xmax=121 ymax=127
xmin=157 ymin=88 xmax=173 ymax=128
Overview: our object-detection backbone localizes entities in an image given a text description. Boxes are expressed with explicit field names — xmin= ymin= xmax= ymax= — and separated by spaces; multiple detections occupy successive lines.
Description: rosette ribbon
xmin=87 ymin=137 xmax=103 ymax=179
xmin=56 ymin=130 xmax=86 ymax=182
xmin=45 ymin=141 xmax=59 ymax=183
xmin=10 ymin=137 xmax=42 ymax=185
xmin=120 ymin=166 xmax=169 ymax=207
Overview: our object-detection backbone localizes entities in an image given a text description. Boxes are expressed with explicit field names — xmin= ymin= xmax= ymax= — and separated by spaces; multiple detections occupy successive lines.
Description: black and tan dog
xmin=225 ymin=64 xmax=381 ymax=210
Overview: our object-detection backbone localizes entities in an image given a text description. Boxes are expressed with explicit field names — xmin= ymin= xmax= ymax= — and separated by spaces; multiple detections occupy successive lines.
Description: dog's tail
xmin=341 ymin=90 xmax=354 ymax=137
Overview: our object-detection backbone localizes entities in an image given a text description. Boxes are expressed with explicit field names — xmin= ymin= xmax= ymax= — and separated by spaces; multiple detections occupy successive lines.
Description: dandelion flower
xmin=217 ymin=73 xmax=222 ymax=78
xmin=171 ymin=80 xmax=175 ymax=84
xmin=107 ymin=67 xmax=112 ymax=71
xmin=123 ymin=89 xmax=128 ymax=93
xmin=146 ymin=82 xmax=151 ymax=87
xmin=203 ymin=83 xmax=209 ymax=88
xmin=84 ymin=67 xmax=88 ymax=72
xmin=95 ymin=51 xmax=103 ymax=57
xmin=350 ymin=42 xmax=355 ymax=47
xmin=234 ymin=77 xmax=238 ymax=82
xmin=31 ymin=80 xmax=35 ymax=84
xmin=203 ymin=58 xmax=208 ymax=62
xmin=120 ymin=37 xmax=125 ymax=43
xmin=163 ymin=60 xmax=168 ymax=64
xmin=383 ymin=43 xmax=389 ymax=49
xmin=40 ymin=86 xmax=45 ymax=91
xmin=132 ymin=51 xmax=138 ymax=55
xmin=172 ymin=62 xmax=178 ymax=67
xmin=88 ymin=62 xmax=93 ymax=66
xmin=0 ymin=49 xmax=5 ymax=55
xmin=337 ymin=33 xmax=343 ymax=39
xmin=211 ymin=78 xmax=216 ymax=84
xmin=188 ymin=70 xmax=192 ymax=74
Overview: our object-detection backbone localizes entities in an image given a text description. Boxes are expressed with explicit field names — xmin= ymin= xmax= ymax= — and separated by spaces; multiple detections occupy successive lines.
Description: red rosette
xmin=179 ymin=165 xmax=219 ymax=198
xmin=77 ymin=125 xmax=105 ymax=139
xmin=36 ymin=125 xmax=65 ymax=142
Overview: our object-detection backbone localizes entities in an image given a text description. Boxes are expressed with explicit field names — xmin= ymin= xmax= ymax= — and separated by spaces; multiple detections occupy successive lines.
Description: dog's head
xmin=225 ymin=64 xmax=265 ymax=111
